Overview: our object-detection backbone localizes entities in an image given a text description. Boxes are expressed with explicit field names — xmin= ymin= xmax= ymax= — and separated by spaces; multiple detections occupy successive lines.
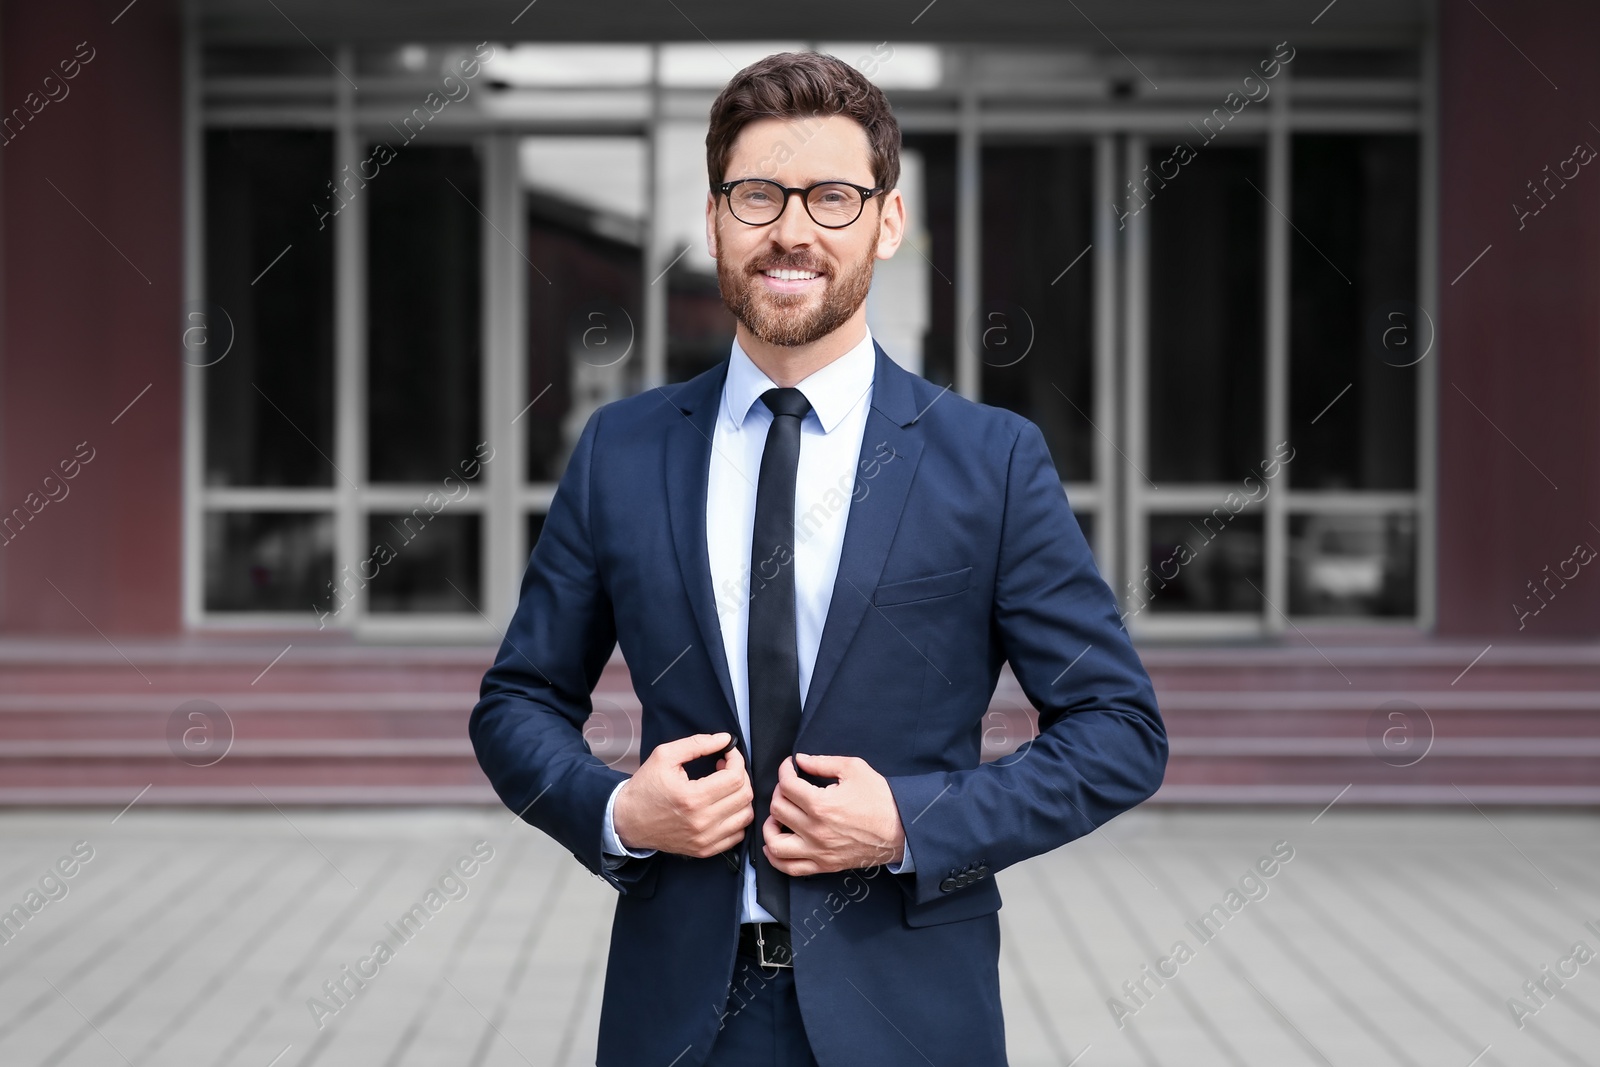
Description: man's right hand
xmin=613 ymin=732 xmax=754 ymax=858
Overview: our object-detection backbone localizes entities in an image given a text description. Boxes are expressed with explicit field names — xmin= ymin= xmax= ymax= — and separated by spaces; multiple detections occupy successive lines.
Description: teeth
xmin=764 ymin=269 xmax=819 ymax=280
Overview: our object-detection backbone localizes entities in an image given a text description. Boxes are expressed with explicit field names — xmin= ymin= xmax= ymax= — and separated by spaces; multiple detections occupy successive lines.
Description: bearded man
xmin=470 ymin=49 xmax=1167 ymax=1067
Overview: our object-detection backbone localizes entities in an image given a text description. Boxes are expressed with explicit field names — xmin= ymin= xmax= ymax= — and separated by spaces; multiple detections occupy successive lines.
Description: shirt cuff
xmin=887 ymin=837 xmax=914 ymax=874
xmin=601 ymin=779 xmax=657 ymax=863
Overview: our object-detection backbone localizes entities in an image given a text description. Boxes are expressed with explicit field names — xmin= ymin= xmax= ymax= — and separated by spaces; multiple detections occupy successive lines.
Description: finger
xmin=768 ymin=788 xmax=811 ymax=835
xmin=709 ymin=743 xmax=748 ymax=789
xmin=658 ymin=732 xmax=735 ymax=769
xmin=692 ymin=796 xmax=754 ymax=856
xmin=697 ymin=757 xmax=754 ymax=803
xmin=764 ymin=849 xmax=816 ymax=877
xmin=763 ymin=813 xmax=810 ymax=856
xmin=710 ymin=830 xmax=748 ymax=855
xmin=775 ymin=758 xmax=820 ymax=817
xmin=704 ymin=785 xmax=755 ymax=827
xmin=793 ymin=751 xmax=853 ymax=781
xmin=763 ymin=838 xmax=818 ymax=876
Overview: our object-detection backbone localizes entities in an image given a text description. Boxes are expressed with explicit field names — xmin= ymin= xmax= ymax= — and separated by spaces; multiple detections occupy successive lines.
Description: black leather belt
xmin=737 ymin=921 xmax=793 ymax=969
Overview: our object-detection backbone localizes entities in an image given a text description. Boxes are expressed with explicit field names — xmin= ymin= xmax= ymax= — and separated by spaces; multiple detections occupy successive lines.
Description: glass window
xmin=815 ymin=43 xmax=943 ymax=89
xmin=1289 ymin=134 xmax=1420 ymax=491
xmin=1140 ymin=512 xmax=1264 ymax=614
xmin=666 ymin=269 xmax=736 ymax=384
xmin=203 ymin=129 xmax=335 ymax=488
xmin=864 ymin=145 xmax=931 ymax=377
xmin=205 ymin=511 xmax=333 ymax=612
xmin=659 ymin=43 xmax=807 ymax=87
xmin=194 ymin=42 xmax=1427 ymax=637
xmin=1145 ymin=144 xmax=1265 ymax=484
xmin=367 ymin=143 xmax=483 ymax=484
xmin=482 ymin=44 xmax=652 ymax=86
xmin=901 ymin=135 xmax=957 ymax=389
xmin=526 ymin=512 xmax=546 ymax=559
xmin=980 ymin=140 xmax=1095 ymax=483
xmin=1289 ymin=512 xmax=1416 ymax=617
xmin=365 ymin=513 xmax=481 ymax=613
xmin=661 ymin=122 xmax=736 ymax=384
xmin=523 ymin=135 xmax=646 ymax=483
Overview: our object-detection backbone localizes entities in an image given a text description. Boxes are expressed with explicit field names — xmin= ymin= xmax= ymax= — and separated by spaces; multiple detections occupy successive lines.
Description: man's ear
xmin=875 ymin=187 xmax=907 ymax=260
xmin=705 ymin=190 xmax=720 ymax=259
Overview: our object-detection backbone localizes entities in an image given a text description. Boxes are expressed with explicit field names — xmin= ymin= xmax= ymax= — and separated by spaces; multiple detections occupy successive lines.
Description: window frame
xmin=183 ymin=34 xmax=1436 ymax=640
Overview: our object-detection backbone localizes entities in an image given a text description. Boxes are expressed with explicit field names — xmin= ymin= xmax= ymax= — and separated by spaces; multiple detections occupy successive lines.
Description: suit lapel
xmin=662 ymin=341 xmax=927 ymax=743
xmin=662 ymin=364 xmax=743 ymax=740
xmin=797 ymin=342 xmax=924 ymax=735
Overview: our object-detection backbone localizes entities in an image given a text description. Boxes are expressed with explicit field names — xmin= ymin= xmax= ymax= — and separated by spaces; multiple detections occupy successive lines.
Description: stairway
xmin=1 ymin=636 xmax=1596 ymax=806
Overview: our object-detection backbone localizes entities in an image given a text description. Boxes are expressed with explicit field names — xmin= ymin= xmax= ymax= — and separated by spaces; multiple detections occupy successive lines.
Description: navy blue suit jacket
xmin=470 ymin=341 xmax=1167 ymax=1066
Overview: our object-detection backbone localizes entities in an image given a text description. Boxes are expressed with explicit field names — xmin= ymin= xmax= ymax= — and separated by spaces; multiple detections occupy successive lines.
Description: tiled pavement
xmin=0 ymin=805 xmax=1596 ymax=1067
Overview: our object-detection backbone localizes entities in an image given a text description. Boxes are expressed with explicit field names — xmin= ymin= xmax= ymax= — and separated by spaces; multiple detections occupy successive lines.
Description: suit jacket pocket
xmin=902 ymin=876 xmax=1001 ymax=927
xmin=872 ymin=566 xmax=973 ymax=608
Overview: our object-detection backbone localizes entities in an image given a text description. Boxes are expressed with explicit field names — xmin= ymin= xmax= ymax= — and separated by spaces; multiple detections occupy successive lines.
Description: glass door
xmin=1117 ymin=123 xmax=1424 ymax=639
xmin=1122 ymin=134 xmax=1270 ymax=636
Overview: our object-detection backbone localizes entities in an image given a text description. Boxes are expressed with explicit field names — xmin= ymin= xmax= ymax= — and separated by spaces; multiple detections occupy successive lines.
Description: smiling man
xmin=470 ymin=50 xmax=1167 ymax=1067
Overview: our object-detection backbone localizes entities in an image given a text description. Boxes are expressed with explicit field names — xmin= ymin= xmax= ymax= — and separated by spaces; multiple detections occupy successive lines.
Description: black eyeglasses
xmin=715 ymin=179 xmax=884 ymax=229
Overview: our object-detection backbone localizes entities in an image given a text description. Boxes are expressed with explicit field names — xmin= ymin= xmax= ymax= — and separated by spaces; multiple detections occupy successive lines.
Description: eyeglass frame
xmin=713 ymin=178 xmax=886 ymax=229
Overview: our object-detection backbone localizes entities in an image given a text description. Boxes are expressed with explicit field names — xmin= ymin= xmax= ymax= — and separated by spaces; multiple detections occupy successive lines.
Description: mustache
xmin=750 ymin=255 xmax=830 ymax=275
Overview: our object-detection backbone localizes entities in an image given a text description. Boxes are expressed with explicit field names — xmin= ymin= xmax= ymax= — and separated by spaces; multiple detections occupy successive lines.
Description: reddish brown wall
xmin=0 ymin=0 xmax=184 ymax=634
xmin=1436 ymin=0 xmax=1600 ymax=637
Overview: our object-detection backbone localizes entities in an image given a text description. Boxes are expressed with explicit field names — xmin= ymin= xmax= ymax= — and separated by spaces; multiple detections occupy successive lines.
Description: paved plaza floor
xmin=0 ymin=804 xmax=1596 ymax=1067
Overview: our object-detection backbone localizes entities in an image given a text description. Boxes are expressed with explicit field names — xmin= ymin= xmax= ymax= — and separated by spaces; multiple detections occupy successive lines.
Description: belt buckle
xmin=754 ymin=922 xmax=793 ymax=969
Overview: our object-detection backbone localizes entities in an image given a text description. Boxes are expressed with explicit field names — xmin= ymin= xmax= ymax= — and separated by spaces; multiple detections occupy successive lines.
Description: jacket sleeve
xmin=469 ymin=406 xmax=658 ymax=896
xmin=885 ymin=418 xmax=1167 ymax=906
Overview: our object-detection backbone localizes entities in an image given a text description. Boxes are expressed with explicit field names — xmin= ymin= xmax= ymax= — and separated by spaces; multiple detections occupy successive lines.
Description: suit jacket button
xmin=939 ymin=877 xmax=958 ymax=893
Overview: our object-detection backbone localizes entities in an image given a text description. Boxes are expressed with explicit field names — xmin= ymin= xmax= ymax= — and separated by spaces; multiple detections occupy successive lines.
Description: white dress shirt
xmin=600 ymin=327 xmax=913 ymax=922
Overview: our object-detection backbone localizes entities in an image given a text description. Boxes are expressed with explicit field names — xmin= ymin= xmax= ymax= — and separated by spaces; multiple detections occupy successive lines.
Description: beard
xmin=717 ymin=235 xmax=876 ymax=348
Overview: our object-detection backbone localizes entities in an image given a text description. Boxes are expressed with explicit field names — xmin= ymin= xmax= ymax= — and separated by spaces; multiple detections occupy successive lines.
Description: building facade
xmin=3 ymin=0 xmax=1598 ymax=805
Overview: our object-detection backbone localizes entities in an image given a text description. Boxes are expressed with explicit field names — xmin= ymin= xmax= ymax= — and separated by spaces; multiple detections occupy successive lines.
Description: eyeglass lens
xmin=727 ymin=181 xmax=864 ymax=226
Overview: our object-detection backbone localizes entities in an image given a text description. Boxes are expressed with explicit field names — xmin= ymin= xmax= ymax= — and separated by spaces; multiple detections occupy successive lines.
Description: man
xmin=470 ymin=50 xmax=1167 ymax=1067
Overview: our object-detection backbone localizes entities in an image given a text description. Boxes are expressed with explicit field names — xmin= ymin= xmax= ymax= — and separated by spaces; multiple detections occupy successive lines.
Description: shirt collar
xmin=723 ymin=328 xmax=876 ymax=435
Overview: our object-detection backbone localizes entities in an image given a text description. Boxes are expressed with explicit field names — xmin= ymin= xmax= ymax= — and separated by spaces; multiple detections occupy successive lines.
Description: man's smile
xmin=758 ymin=267 xmax=825 ymax=293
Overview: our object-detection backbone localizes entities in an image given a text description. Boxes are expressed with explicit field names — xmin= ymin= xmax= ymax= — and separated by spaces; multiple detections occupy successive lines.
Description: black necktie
xmin=747 ymin=386 xmax=812 ymax=925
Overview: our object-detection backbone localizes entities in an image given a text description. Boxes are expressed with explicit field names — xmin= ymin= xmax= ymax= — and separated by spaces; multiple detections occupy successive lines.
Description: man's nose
xmin=769 ymin=190 xmax=818 ymax=248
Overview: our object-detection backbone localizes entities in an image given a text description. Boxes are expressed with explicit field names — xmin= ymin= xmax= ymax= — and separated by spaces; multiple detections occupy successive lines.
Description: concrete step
xmin=1 ymin=638 xmax=1596 ymax=806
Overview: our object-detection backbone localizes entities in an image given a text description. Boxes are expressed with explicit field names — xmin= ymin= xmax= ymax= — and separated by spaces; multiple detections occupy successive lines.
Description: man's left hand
xmin=763 ymin=753 xmax=906 ymax=875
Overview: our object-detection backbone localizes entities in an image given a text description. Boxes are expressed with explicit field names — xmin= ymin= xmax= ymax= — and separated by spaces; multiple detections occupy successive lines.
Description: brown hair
xmin=706 ymin=51 xmax=901 ymax=196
